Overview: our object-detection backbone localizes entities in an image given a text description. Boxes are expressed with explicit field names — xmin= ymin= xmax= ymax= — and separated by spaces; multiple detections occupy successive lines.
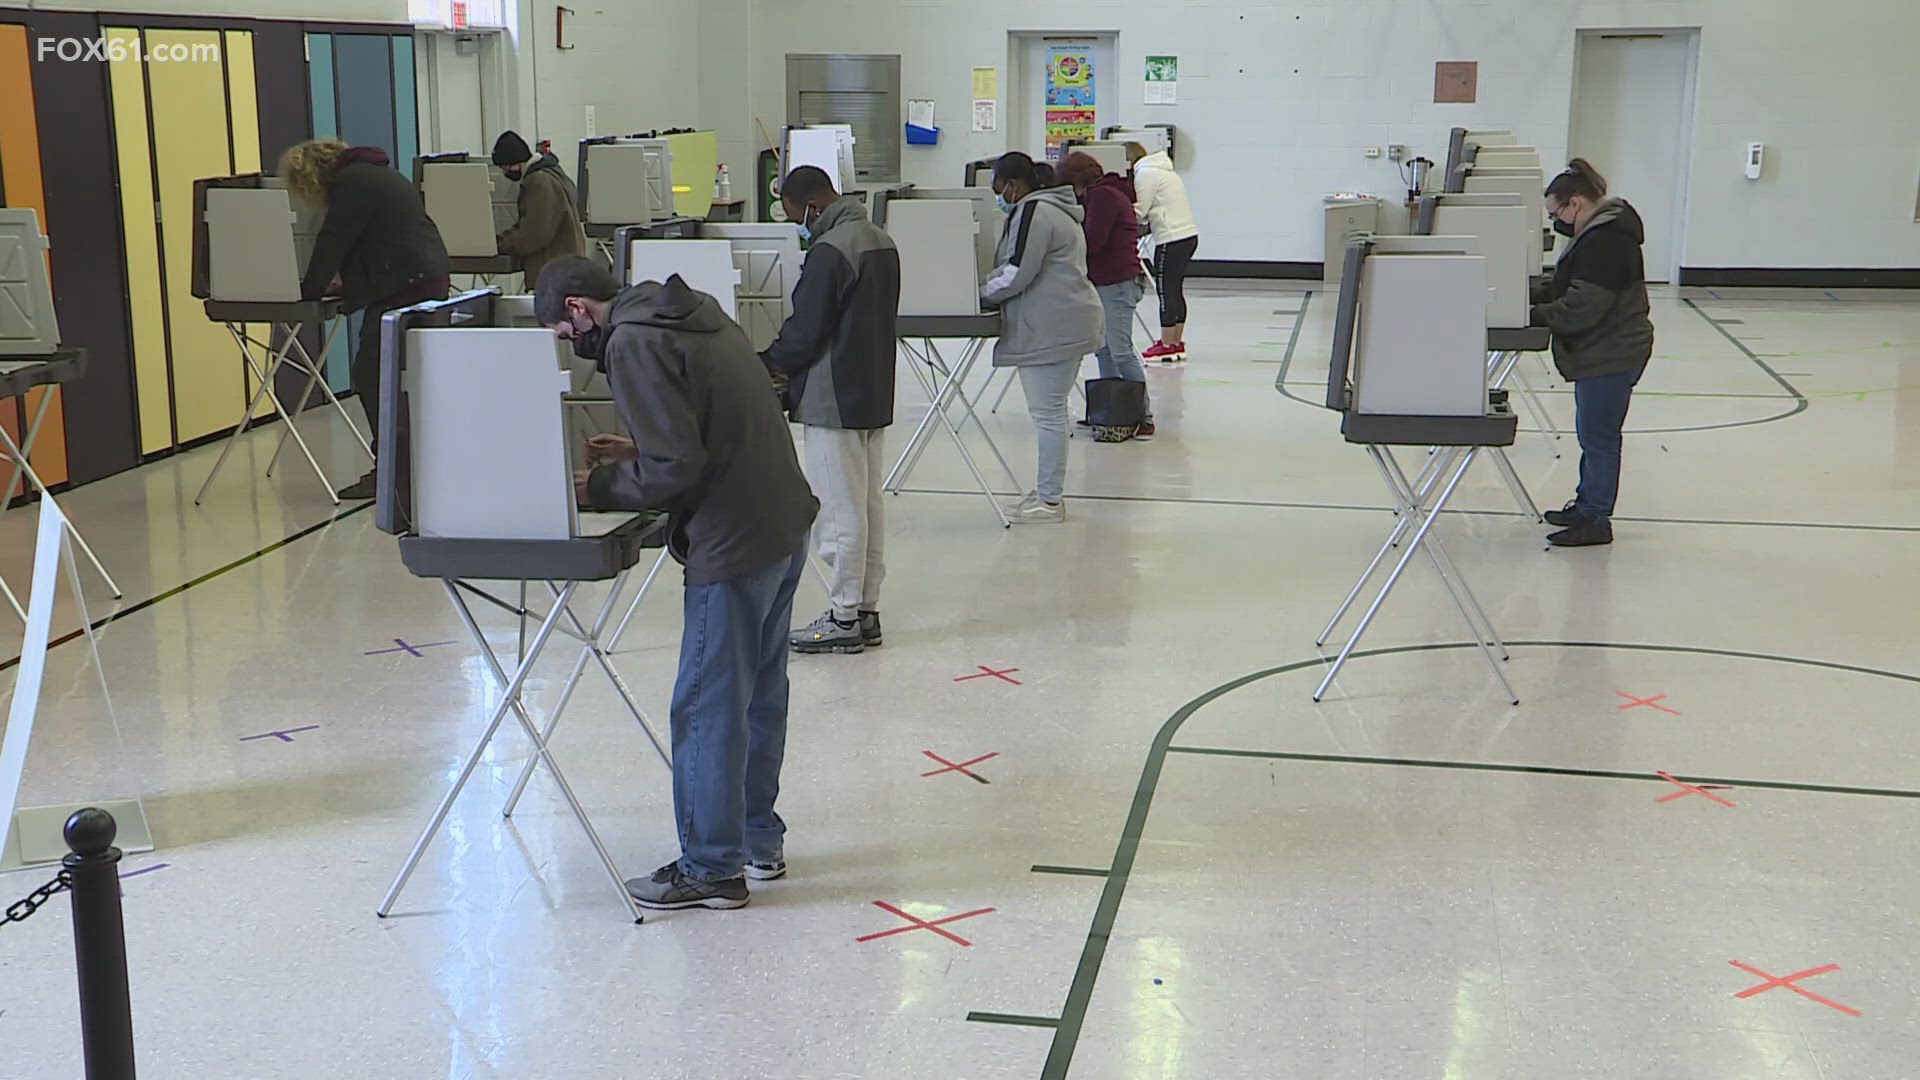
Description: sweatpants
xmin=802 ymin=425 xmax=886 ymax=621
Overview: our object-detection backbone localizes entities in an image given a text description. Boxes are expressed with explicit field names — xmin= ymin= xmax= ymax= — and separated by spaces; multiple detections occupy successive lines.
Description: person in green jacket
xmin=492 ymin=130 xmax=587 ymax=289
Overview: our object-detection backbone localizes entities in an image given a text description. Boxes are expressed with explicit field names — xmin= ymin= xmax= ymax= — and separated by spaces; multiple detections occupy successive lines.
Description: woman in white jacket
xmin=1127 ymin=143 xmax=1199 ymax=362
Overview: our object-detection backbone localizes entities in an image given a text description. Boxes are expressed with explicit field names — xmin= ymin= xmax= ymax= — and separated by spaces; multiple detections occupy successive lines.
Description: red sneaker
xmin=1143 ymin=340 xmax=1186 ymax=363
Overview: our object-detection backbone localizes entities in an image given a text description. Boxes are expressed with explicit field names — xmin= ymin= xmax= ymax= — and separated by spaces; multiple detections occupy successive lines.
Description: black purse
xmin=1084 ymin=377 xmax=1146 ymax=441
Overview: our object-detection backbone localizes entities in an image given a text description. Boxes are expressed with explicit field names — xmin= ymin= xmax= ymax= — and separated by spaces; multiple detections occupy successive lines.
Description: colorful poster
xmin=1145 ymin=55 xmax=1177 ymax=105
xmin=1045 ymin=45 xmax=1096 ymax=161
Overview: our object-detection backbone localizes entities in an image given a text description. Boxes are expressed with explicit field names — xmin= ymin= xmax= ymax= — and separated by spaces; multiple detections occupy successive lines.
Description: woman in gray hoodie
xmin=983 ymin=152 xmax=1104 ymax=524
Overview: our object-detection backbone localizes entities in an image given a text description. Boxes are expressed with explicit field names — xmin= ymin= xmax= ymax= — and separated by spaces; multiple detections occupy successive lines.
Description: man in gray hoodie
xmin=536 ymin=256 xmax=819 ymax=911
xmin=984 ymin=152 xmax=1103 ymax=523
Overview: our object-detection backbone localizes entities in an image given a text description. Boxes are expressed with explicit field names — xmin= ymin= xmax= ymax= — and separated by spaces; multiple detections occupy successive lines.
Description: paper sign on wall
xmin=972 ymin=99 xmax=998 ymax=133
xmin=972 ymin=66 xmax=998 ymax=100
xmin=1146 ymin=55 xmax=1178 ymax=105
xmin=1434 ymin=61 xmax=1478 ymax=103
xmin=451 ymin=1 xmax=468 ymax=29
xmin=1045 ymin=44 xmax=1097 ymax=162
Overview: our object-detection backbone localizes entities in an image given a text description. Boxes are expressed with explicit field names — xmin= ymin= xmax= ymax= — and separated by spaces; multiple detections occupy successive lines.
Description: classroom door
xmin=1569 ymin=30 xmax=1699 ymax=282
xmin=1009 ymin=33 xmax=1118 ymax=164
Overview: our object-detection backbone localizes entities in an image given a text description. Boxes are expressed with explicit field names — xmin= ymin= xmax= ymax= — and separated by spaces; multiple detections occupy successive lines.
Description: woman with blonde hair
xmin=279 ymin=138 xmax=450 ymax=500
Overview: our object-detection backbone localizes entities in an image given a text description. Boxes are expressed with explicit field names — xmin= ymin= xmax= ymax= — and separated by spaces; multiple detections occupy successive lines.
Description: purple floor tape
xmin=240 ymin=725 xmax=321 ymax=744
xmin=365 ymin=638 xmax=456 ymax=658
xmin=119 ymin=864 xmax=169 ymax=880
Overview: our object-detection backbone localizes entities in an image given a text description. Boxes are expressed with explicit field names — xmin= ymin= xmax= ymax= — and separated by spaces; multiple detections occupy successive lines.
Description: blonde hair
xmin=277 ymin=139 xmax=349 ymax=207
xmin=1124 ymin=141 xmax=1149 ymax=165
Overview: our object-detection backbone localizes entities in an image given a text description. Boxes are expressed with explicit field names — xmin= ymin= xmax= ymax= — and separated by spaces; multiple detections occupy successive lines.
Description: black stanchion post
xmin=63 ymin=807 xmax=136 ymax=1080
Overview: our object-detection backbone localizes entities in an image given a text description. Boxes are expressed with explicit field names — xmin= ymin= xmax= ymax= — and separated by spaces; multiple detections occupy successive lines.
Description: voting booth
xmin=373 ymin=288 xmax=669 ymax=922
xmin=700 ymin=224 xmax=805 ymax=351
xmin=868 ymin=190 xmax=1013 ymax=526
xmin=577 ymin=136 xmax=677 ymax=239
xmin=189 ymin=174 xmax=368 ymax=504
xmin=0 ymin=208 xmax=119 ymax=610
xmin=1313 ymin=237 xmax=1520 ymax=705
xmin=782 ymin=125 xmax=857 ymax=195
xmin=0 ymin=211 xmax=133 ymax=879
xmin=1417 ymin=193 xmax=1561 ymax=456
xmin=414 ymin=152 xmax=518 ymax=275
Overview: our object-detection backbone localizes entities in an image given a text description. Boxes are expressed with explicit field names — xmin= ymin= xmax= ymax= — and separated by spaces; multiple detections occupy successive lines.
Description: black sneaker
xmin=791 ymin=611 xmax=864 ymax=654
xmin=745 ymin=858 xmax=787 ymax=882
xmin=1544 ymin=501 xmax=1587 ymax=528
xmin=625 ymin=863 xmax=749 ymax=910
xmin=337 ymin=470 xmax=377 ymax=501
xmin=858 ymin=611 xmax=883 ymax=648
xmin=1548 ymin=521 xmax=1614 ymax=547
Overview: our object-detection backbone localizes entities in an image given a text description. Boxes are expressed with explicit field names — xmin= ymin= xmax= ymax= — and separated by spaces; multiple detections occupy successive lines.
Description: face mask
xmin=569 ymin=314 xmax=610 ymax=366
xmin=1552 ymin=217 xmax=1575 ymax=238
xmin=795 ymin=205 xmax=817 ymax=242
xmin=504 ymin=167 xmax=523 ymax=182
xmin=996 ymin=193 xmax=1014 ymax=214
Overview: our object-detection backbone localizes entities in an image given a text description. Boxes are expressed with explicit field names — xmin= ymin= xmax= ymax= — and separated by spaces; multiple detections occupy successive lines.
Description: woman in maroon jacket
xmin=1061 ymin=152 xmax=1153 ymax=439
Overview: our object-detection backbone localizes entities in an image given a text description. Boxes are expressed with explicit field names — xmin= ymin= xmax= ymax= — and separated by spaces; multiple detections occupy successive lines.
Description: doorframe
xmin=1568 ymin=27 xmax=1701 ymax=282
xmin=1007 ymin=29 xmax=1120 ymax=160
xmin=416 ymin=28 xmax=510 ymax=155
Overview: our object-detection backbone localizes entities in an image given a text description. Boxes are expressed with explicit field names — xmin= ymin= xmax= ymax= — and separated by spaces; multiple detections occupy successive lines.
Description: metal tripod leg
xmin=265 ymin=320 xmax=366 ymax=473
xmin=379 ymin=580 xmax=644 ymax=923
xmin=0 ymin=397 xmax=121 ymax=598
xmin=1314 ymin=447 xmax=1518 ymax=704
xmin=1490 ymin=449 xmax=1543 ymax=522
xmin=1381 ymin=451 xmax=1507 ymax=659
xmin=608 ymin=548 xmax=673 ymax=654
xmin=503 ymin=573 xmax=669 ymax=818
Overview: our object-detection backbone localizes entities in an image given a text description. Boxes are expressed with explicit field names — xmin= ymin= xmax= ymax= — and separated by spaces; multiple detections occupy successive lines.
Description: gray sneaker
xmin=745 ymin=858 xmax=787 ymax=881
xmin=1006 ymin=492 xmax=1065 ymax=525
xmin=791 ymin=611 xmax=865 ymax=654
xmin=858 ymin=611 xmax=883 ymax=647
xmin=625 ymin=863 xmax=749 ymax=910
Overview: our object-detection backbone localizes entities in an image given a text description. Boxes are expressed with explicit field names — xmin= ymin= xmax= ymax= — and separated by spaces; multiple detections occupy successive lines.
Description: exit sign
xmin=450 ymin=1 xmax=468 ymax=29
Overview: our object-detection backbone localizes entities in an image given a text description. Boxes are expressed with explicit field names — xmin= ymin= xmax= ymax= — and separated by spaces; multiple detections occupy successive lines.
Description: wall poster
xmin=1044 ymin=43 xmax=1096 ymax=162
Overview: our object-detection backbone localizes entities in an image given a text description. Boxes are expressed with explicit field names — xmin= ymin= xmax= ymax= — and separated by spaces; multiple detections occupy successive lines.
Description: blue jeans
xmin=1018 ymin=359 xmax=1080 ymax=504
xmin=672 ymin=545 xmax=807 ymax=882
xmin=1093 ymin=278 xmax=1151 ymax=419
xmin=1573 ymin=368 xmax=1641 ymax=525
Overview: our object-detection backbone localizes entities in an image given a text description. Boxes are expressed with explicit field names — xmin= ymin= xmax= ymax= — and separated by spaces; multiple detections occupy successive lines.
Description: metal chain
xmin=2 ymin=870 xmax=71 ymax=926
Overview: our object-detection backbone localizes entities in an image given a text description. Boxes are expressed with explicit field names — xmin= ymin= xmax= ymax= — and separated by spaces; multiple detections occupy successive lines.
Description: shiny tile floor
xmin=1 ymin=284 xmax=1917 ymax=1078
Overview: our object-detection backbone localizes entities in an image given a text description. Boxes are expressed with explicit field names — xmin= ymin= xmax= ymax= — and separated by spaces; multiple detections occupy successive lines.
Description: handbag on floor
xmin=1084 ymin=377 xmax=1147 ymax=442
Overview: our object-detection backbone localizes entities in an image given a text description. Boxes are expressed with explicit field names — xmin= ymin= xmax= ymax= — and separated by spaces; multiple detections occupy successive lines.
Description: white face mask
xmin=795 ymin=204 xmax=818 ymax=241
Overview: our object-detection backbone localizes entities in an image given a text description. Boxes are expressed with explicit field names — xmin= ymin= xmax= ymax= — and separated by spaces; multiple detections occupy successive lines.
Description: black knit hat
xmin=491 ymin=130 xmax=532 ymax=167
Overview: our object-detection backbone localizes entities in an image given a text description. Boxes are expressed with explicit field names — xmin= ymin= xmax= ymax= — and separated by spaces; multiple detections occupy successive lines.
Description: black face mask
xmin=571 ymin=323 xmax=610 ymax=367
xmin=1552 ymin=217 xmax=1575 ymax=238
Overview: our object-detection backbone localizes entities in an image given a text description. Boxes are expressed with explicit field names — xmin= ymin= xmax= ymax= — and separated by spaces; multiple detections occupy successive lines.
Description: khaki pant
xmin=803 ymin=426 xmax=886 ymax=620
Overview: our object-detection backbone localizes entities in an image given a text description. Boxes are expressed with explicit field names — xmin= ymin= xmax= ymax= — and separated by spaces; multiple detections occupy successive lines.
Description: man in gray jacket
xmin=985 ymin=152 xmax=1103 ymax=523
xmin=761 ymin=166 xmax=901 ymax=654
xmin=536 ymin=256 xmax=819 ymax=911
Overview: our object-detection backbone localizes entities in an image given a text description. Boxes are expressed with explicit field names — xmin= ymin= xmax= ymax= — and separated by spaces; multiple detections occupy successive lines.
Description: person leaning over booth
xmin=759 ymin=166 xmax=902 ymax=657
xmin=284 ymin=138 xmax=450 ymax=502
xmin=535 ymin=256 xmax=819 ymax=911
xmin=1529 ymin=158 xmax=1654 ymax=549
xmin=985 ymin=151 xmax=1104 ymax=524
xmin=492 ymin=130 xmax=587 ymax=288
xmin=1126 ymin=141 xmax=1200 ymax=363
xmin=1060 ymin=151 xmax=1153 ymax=441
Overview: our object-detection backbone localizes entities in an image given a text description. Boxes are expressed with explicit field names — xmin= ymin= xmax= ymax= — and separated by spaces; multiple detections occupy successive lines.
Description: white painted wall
xmin=31 ymin=0 xmax=407 ymax=19
xmin=496 ymin=0 xmax=701 ymax=172
xmin=693 ymin=0 xmax=1919 ymax=270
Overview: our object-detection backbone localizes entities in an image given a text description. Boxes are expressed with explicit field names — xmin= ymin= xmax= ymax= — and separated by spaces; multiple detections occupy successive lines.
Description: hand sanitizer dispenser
xmin=1745 ymin=143 xmax=1764 ymax=181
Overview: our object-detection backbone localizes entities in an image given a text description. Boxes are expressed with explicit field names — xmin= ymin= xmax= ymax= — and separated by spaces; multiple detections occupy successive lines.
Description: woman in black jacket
xmin=1529 ymin=159 xmax=1654 ymax=548
xmin=281 ymin=139 xmax=451 ymax=500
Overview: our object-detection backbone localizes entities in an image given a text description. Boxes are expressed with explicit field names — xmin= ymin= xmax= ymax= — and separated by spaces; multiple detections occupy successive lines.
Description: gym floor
xmin=0 ymin=283 xmax=1914 ymax=1079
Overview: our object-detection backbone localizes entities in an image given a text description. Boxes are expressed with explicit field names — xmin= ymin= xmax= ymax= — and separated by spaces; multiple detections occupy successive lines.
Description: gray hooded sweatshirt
xmin=981 ymin=187 xmax=1103 ymax=368
xmin=586 ymin=276 xmax=819 ymax=585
